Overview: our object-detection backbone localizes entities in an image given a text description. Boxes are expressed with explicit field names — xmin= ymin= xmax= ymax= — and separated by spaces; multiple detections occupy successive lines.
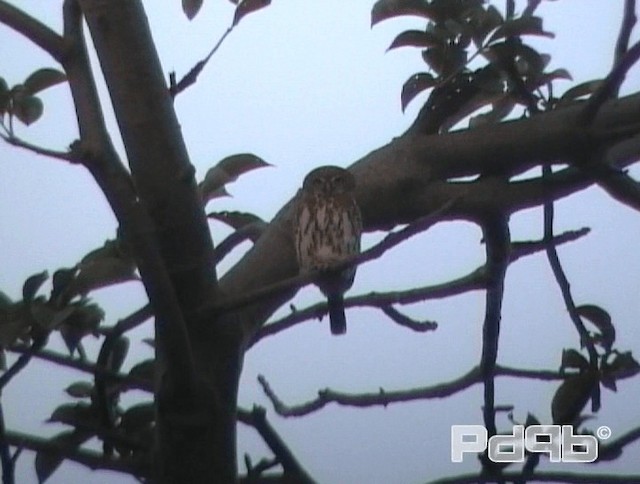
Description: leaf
xmin=560 ymin=79 xmax=604 ymax=103
xmin=233 ymin=0 xmax=271 ymax=26
xmin=35 ymin=430 xmax=91 ymax=483
xmin=59 ymin=302 xmax=104 ymax=353
xmin=371 ymin=0 xmax=437 ymax=26
xmin=120 ymin=402 xmax=155 ymax=433
xmin=576 ymin=304 xmax=615 ymax=351
xmin=602 ymin=351 xmax=640 ymax=381
xmin=182 ymin=0 xmax=203 ymax=20
xmin=401 ymin=72 xmax=437 ymax=111
xmin=12 ymin=92 xmax=43 ymax=125
xmin=469 ymin=5 xmax=504 ymax=47
xmin=129 ymin=359 xmax=155 ymax=383
xmin=207 ymin=211 xmax=265 ymax=230
xmin=387 ymin=30 xmax=440 ymax=51
xmin=23 ymin=271 xmax=48 ymax=302
xmin=49 ymin=402 xmax=97 ymax=427
xmin=108 ymin=336 xmax=129 ymax=372
xmin=560 ymin=348 xmax=589 ymax=372
xmin=31 ymin=303 xmax=75 ymax=331
xmin=23 ymin=68 xmax=67 ymax=95
xmin=65 ymin=381 xmax=94 ymax=399
xmin=50 ymin=267 xmax=78 ymax=305
xmin=199 ymin=153 xmax=271 ymax=204
xmin=551 ymin=370 xmax=598 ymax=425
xmin=69 ymin=256 xmax=137 ymax=297
xmin=487 ymin=16 xmax=554 ymax=44
xmin=0 ymin=303 xmax=31 ymax=347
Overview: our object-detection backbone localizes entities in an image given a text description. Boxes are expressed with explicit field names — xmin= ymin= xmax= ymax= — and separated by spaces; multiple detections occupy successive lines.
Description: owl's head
xmin=302 ymin=166 xmax=356 ymax=195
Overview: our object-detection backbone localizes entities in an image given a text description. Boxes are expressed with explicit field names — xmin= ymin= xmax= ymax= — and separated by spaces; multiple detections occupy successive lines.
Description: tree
xmin=0 ymin=0 xmax=639 ymax=482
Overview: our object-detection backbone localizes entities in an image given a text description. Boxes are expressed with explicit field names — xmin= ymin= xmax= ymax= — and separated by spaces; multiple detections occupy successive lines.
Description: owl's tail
xmin=327 ymin=293 xmax=347 ymax=335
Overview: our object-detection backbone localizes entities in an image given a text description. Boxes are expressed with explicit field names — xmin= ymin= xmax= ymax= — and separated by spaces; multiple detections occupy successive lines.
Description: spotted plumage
xmin=294 ymin=166 xmax=362 ymax=335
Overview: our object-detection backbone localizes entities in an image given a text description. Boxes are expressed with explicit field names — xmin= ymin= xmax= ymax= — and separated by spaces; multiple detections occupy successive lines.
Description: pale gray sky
xmin=1 ymin=1 xmax=640 ymax=482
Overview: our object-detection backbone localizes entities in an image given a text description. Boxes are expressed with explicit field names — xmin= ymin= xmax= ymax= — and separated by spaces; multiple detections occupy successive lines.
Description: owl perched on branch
xmin=294 ymin=166 xmax=362 ymax=335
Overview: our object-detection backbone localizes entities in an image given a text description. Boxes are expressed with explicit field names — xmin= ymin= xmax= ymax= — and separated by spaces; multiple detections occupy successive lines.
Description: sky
xmin=1 ymin=0 xmax=640 ymax=482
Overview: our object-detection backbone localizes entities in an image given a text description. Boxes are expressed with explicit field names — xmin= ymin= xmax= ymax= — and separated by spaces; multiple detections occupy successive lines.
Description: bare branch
xmin=580 ymin=41 xmax=640 ymax=126
xmin=249 ymin=228 xmax=589 ymax=347
xmin=0 ymin=337 xmax=46 ymax=391
xmin=3 ymin=429 xmax=148 ymax=476
xmin=0 ymin=133 xmax=76 ymax=163
xmin=478 ymin=213 xmax=510 ymax=449
xmin=0 ymin=402 xmax=14 ymax=484
xmin=0 ymin=1 xmax=65 ymax=62
xmin=258 ymin=365 xmax=565 ymax=418
xmin=237 ymin=406 xmax=313 ymax=482
xmin=379 ymin=305 xmax=437 ymax=332
xmin=614 ymin=0 xmax=637 ymax=68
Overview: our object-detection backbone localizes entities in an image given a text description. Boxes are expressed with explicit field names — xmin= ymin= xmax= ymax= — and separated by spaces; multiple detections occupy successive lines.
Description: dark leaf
xmin=576 ymin=304 xmax=615 ymax=351
xmin=401 ymin=72 xmax=437 ymax=111
xmin=233 ymin=0 xmax=270 ymax=26
xmin=560 ymin=79 xmax=604 ymax=103
xmin=23 ymin=68 xmax=67 ymax=95
xmin=0 ymin=302 xmax=31 ymax=347
xmin=182 ymin=0 xmax=203 ymax=20
xmin=120 ymin=402 xmax=155 ymax=433
xmin=387 ymin=30 xmax=440 ymax=51
xmin=49 ymin=402 xmax=97 ymax=426
xmin=65 ymin=381 xmax=94 ymax=399
xmin=469 ymin=5 xmax=504 ymax=46
xmin=603 ymin=351 xmax=640 ymax=380
xmin=50 ymin=267 xmax=78 ymax=305
xmin=371 ymin=0 xmax=437 ymax=26
xmin=487 ymin=16 xmax=554 ymax=44
xmin=199 ymin=153 xmax=271 ymax=204
xmin=560 ymin=348 xmax=590 ymax=372
xmin=524 ymin=413 xmax=540 ymax=427
xmin=23 ymin=271 xmax=48 ymax=302
xmin=69 ymin=256 xmax=137 ymax=297
xmin=35 ymin=430 xmax=91 ymax=483
xmin=551 ymin=370 xmax=598 ymax=424
xmin=31 ymin=303 xmax=75 ymax=331
xmin=12 ymin=92 xmax=43 ymax=125
xmin=59 ymin=303 xmax=104 ymax=354
xmin=129 ymin=359 xmax=155 ymax=383
xmin=207 ymin=211 xmax=265 ymax=230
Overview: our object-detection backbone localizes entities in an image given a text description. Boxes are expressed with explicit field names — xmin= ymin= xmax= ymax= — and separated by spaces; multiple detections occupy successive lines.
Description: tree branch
xmin=614 ymin=0 xmax=637 ymax=69
xmin=0 ymin=1 xmax=65 ymax=62
xmin=249 ymin=228 xmax=589 ymax=347
xmin=258 ymin=365 xmax=564 ymax=418
xmin=0 ymin=134 xmax=76 ymax=163
xmin=3 ymin=429 xmax=148 ymax=476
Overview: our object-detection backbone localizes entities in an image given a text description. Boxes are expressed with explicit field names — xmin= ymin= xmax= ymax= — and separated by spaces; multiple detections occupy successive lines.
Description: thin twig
xmin=0 ymin=134 xmax=76 ymax=163
xmin=237 ymin=406 xmax=313 ymax=482
xmin=543 ymin=165 xmax=600 ymax=413
xmin=0 ymin=337 xmax=47 ymax=391
xmin=170 ymin=27 xmax=233 ymax=98
xmin=258 ymin=364 xmax=565 ymax=418
xmin=0 ymin=401 xmax=14 ymax=484
xmin=580 ymin=40 xmax=640 ymax=126
xmin=614 ymin=0 xmax=637 ymax=70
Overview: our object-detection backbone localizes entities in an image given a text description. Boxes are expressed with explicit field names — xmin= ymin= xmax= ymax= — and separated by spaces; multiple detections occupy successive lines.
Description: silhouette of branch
xmin=249 ymin=228 xmax=589 ymax=347
xmin=2 ymin=429 xmax=148 ymax=476
xmin=543 ymin=166 xmax=600 ymax=414
xmin=614 ymin=0 xmax=637 ymax=71
xmin=599 ymin=425 xmax=640 ymax=461
xmin=204 ymin=201 xmax=454 ymax=316
xmin=0 ymin=1 xmax=65 ymax=61
xmin=213 ymin=222 xmax=267 ymax=264
xmin=0 ymin=337 xmax=47 ymax=391
xmin=169 ymin=27 xmax=233 ymax=98
xmin=0 ymin=401 xmax=14 ymax=484
xmin=8 ymin=345 xmax=151 ymax=392
xmin=258 ymin=365 xmax=563 ymax=418
xmin=380 ymin=306 xmax=438 ymax=332
xmin=237 ymin=406 xmax=313 ymax=482
xmin=580 ymin=40 xmax=640 ymax=126
xmin=0 ymin=133 xmax=77 ymax=163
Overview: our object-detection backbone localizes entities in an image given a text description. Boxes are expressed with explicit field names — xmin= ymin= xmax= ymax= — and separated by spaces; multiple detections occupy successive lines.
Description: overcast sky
xmin=1 ymin=1 xmax=640 ymax=482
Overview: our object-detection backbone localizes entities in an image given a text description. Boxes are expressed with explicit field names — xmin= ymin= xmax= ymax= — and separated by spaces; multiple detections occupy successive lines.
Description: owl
xmin=294 ymin=166 xmax=362 ymax=335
